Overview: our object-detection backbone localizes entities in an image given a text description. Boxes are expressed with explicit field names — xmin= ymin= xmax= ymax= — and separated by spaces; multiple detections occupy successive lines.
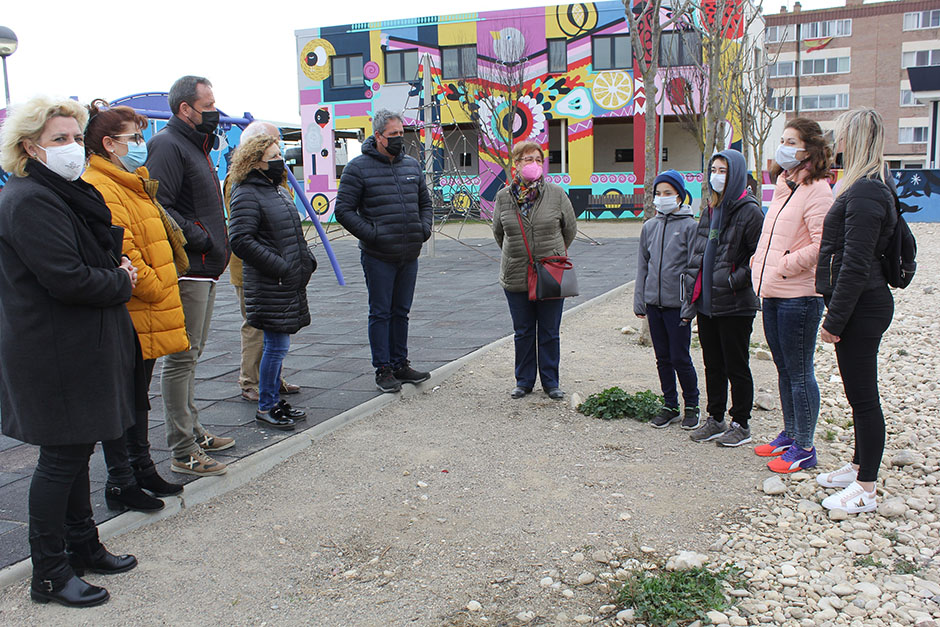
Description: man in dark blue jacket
xmin=146 ymin=75 xmax=233 ymax=476
xmin=335 ymin=110 xmax=433 ymax=393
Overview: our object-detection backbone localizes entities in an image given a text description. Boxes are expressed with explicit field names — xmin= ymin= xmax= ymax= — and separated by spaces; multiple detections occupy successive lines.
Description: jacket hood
xmin=361 ymin=135 xmax=403 ymax=163
xmin=709 ymin=149 xmax=748 ymax=209
xmin=85 ymin=154 xmax=149 ymax=192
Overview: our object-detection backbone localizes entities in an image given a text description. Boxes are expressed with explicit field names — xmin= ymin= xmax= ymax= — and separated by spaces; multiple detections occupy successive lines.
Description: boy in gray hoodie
xmin=634 ymin=170 xmax=701 ymax=429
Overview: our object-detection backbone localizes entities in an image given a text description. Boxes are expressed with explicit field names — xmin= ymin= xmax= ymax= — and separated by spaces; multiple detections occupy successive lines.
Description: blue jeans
xmin=361 ymin=251 xmax=418 ymax=370
xmin=762 ymin=296 xmax=824 ymax=449
xmin=504 ymin=289 xmax=564 ymax=390
xmin=259 ymin=331 xmax=291 ymax=411
xmin=647 ymin=306 xmax=699 ymax=409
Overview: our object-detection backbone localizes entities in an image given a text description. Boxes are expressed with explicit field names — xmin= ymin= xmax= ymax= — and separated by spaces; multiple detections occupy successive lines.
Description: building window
xmin=800 ymin=93 xmax=849 ymax=111
xmin=801 ymin=56 xmax=850 ymax=75
xmin=593 ymin=34 xmax=632 ymax=71
xmin=385 ymin=49 xmax=419 ymax=83
xmin=902 ymin=49 xmax=940 ymax=68
xmin=901 ymin=89 xmax=919 ymax=106
xmin=442 ymin=45 xmax=477 ymax=79
xmin=548 ymin=38 xmax=568 ymax=73
xmin=660 ymin=30 xmax=701 ymax=67
xmin=768 ymin=60 xmax=796 ymax=78
xmin=802 ymin=19 xmax=852 ymax=39
xmin=769 ymin=94 xmax=794 ymax=111
xmin=331 ymin=54 xmax=364 ymax=88
xmin=904 ymin=10 xmax=940 ymax=31
xmin=899 ymin=126 xmax=929 ymax=143
xmin=765 ymin=24 xmax=796 ymax=43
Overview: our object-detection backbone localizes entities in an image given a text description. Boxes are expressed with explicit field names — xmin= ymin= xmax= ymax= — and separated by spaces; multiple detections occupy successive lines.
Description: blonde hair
xmin=228 ymin=134 xmax=280 ymax=186
xmin=511 ymin=140 xmax=544 ymax=163
xmin=834 ymin=108 xmax=885 ymax=197
xmin=0 ymin=96 xmax=88 ymax=177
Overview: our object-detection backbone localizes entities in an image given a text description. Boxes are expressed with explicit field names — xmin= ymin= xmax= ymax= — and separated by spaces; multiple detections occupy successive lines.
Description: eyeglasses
xmin=518 ymin=156 xmax=543 ymax=164
xmin=112 ymin=133 xmax=145 ymax=145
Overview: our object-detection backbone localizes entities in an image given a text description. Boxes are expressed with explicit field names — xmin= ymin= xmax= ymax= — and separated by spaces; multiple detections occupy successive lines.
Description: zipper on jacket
xmin=755 ymin=207 xmax=784 ymax=298
xmin=657 ymin=215 xmax=669 ymax=306
xmin=829 ymin=254 xmax=834 ymax=287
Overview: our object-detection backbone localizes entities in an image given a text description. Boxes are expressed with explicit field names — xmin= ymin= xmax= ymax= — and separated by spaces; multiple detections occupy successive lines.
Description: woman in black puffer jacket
xmin=815 ymin=109 xmax=897 ymax=515
xmin=229 ymin=135 xmax=315 ymax=431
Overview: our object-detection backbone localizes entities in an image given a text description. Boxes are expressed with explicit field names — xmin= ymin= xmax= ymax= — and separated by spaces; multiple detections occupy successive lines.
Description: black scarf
xmin=26 ymin=158 xmax=119 ymax=257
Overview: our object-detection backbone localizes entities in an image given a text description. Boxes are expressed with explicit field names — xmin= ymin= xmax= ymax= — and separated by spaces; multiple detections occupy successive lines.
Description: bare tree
xmin=622 ymin=0 xmax=694 ymax=220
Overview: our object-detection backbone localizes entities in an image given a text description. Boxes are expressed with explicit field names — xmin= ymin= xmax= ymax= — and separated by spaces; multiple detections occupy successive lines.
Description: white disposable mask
xmin=775 ymin=144 xmax=803 ymax=171
xmin=37 ymin=142 xmax=86 ymax=181
xmin=710 ymin=172 xmax=726 ymax=193
xmin=653 ymin=195 xmax=680 ymax=214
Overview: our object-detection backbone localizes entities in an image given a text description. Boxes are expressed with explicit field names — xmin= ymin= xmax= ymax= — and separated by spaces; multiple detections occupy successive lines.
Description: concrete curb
xmin=0 ymin=280 xmax=635 ymax=590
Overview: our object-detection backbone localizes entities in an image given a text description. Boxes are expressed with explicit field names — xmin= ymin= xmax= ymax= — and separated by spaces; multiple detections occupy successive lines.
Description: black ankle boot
xmin=31 ymin=575 xmax=109 ymax=607
xmin=67 ymin=543 xmax=137 ymax=576
xmin=105 ymin=485 xmax=164 ymax=512
xmin=136 ymin=472 xmax=183 ymax=497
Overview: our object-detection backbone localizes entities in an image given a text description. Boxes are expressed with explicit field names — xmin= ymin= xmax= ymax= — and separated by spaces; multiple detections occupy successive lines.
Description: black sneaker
xmin=393 ymin=360 xmax=430 ymax=384
xmin=650 ymin=407 xmax=681 ymax=428
xmin=376 ymin=366 xmax=402 ymax=393
xmin=681 ymin=406 xmax=701 ymax=430
xmin=255 ymin=406 xmax=295 ymax=431
xmin=277 ymin=400 xmax=306 ymax=420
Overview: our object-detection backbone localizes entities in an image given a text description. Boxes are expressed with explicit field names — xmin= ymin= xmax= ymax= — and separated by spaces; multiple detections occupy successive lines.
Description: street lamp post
xmin=0 ymin=26 xmax=18 ymax=106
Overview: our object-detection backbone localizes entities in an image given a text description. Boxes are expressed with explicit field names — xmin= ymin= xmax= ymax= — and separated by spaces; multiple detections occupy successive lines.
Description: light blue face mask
xmin=117 ymin=142 xmax=148 ymax=171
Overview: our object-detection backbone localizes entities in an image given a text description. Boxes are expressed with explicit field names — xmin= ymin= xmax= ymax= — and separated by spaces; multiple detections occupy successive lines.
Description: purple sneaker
xmin=754 ymin=431 xmax=795 ymax=457
xmin=768 ymin=446 xmax=817 ymax=474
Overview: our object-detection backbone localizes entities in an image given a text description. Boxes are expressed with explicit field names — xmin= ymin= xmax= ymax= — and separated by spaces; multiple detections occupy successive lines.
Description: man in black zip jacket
xmin=335 ymin=110 xmax=433 ymax=393
xmin=146 ymin=75 xmax=233 ymax=476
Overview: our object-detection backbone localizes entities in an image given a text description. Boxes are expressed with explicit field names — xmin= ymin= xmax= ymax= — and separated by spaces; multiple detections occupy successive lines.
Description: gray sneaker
xmin=690 ymin=417 xmax=726 ymax=442
xmin=716 ymin=422 xmax=752 ymax=447
xmin=650 ymin=407 xmax=680 ymax=428
xmin=681 ymin=406 xmax=700 ymax=430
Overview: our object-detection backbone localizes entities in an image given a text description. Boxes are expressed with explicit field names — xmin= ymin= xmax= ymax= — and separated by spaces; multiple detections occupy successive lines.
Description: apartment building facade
xmin=766 ymin=0 xmax=940 ymax=169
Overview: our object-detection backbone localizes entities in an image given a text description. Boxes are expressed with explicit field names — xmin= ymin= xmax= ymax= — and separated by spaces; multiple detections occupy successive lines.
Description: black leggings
xmin=833 ymin=286 xmax=894 ymax=482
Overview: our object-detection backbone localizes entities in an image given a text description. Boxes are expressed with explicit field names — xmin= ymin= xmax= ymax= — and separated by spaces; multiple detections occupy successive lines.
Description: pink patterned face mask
xmin=520 ymin=161 xmax=543 ymax=182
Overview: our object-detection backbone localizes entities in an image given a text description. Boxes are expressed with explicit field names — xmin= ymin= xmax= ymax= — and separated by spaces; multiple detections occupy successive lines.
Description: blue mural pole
xmin=131 ymin=108 xmax=346 ymax=286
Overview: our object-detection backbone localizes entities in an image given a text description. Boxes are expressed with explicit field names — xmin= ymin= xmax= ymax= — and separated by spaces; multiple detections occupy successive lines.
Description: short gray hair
xmin=169 ymin=75 xmax=212 ymax=115
xmin=372 ymin=110 xmax=403 ymax=135
xmin=241 ymin=120 xmax=280 ymax=141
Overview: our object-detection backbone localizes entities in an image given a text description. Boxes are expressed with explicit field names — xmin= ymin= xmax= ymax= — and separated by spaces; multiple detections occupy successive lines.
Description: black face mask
xmin=194 ymin=109 xmax=220 ymax=135
xmin=263 ymin=159 xmax=285 ymax=183
xmin=384 ymin=135 xmax=403 ymax=156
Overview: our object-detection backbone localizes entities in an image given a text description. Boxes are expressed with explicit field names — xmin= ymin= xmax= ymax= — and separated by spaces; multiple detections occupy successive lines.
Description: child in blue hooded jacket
xmin=635 ymin=170 xmax=701 ymax=430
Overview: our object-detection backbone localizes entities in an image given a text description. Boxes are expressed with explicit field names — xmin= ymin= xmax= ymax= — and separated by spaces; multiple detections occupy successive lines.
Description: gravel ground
xmin=1 ymin=225 xmax=937 ymax=627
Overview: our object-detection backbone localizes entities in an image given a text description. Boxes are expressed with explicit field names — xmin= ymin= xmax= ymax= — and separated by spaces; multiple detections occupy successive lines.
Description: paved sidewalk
xmin=0 ymin=231 xmax=638 ymax=570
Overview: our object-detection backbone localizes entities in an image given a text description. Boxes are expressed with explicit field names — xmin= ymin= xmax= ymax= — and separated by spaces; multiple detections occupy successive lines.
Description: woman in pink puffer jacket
xmin=750 ymin=117 xmax=834 ymax=474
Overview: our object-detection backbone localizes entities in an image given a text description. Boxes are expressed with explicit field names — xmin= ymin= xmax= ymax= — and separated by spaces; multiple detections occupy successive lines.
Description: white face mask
xmin=775 ymin=144 xmax=803 ymax=171
xmin=710 ymin=172 xmax=726 ymax=193
xmin=653 ymin=195 xmax=680 ymax=214
xmin=37 ymin=142 xmax=86 ymax=181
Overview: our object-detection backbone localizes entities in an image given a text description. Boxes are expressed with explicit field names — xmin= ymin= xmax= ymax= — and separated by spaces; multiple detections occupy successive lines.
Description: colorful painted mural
xmin=295 ymin=1 xmax=714 ymax=221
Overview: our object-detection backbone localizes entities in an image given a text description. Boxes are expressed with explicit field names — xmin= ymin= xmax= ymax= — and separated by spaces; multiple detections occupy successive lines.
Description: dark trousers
xmin=29 ymin=443 xmax=99 ymax=583
xmin=647 ymin=306 xmax=699 ymax=409
xmin=505 ymin=289 xmax=564 ymax=390
xmin=834 ymin=286 xmax=894 ymax=482
xmin=361 ymin=251 xmax=418 ymax=370
xmin=102 ymin=358 xmax=156 ymax=488
xmin=697 ymin=313 xmax=755 ymax=427
xmin=763 ymin=297 xmax=824 ymax=449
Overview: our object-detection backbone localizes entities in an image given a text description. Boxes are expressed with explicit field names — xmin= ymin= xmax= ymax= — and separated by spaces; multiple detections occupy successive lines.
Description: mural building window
xmin=902 ymin=49 xmax=940 ymax=68
xmin=801 ymin=56 xmax=850 ymax=75
xmin=548 ymin=38 xmax=568 ymax=74
xmin=442 ymin=45 xmax=477 ymax=79
xmin=904 ymin=10 xmax=940 ymax=31
xmin=659 ymin=30 xmax=701 ymax=67
xmin=769 ymin=60 xmax=796 ymax=78
xmin=765 ymin=24 xmax=796 ymax=43
xmin=770 ymin=93 xmax=794 ymax=111
xmin=801 ymin=19 xmax=852 ymax=39
xmin=800 ymin=93 xmax=849 ymax=111
xmin=899 ymin=126 xmax=929 ymax=143
xmin=332 ymin=54 xmax=364 ymax=88
xmin=901 ymin=89 xmax=919 ymax=107
xmin=386 ymin=49 xmax=419 ymax=83
xmin=592 ymin=34 xmax=632 ymax=71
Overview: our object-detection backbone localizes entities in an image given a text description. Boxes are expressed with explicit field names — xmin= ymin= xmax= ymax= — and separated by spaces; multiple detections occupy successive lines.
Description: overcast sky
xmin=2 ymin=0 xmax=842 ymax=124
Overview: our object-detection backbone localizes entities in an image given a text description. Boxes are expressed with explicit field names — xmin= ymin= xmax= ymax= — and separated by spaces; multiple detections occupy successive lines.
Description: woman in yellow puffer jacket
xmin=83 ymin=100 xmax=189 ymax=511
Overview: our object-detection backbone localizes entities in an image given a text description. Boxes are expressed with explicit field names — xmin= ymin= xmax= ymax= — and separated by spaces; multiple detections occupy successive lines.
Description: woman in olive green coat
xmin=492 ymin=141 xmax=577 ymax=400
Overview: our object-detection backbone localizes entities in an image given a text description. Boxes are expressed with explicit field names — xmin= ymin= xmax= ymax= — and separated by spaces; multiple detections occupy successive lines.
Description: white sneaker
xmin=821 ymin=481 xmax=877 ymax=514
xmin=816 ymin=462 xmax=858 ymax=488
